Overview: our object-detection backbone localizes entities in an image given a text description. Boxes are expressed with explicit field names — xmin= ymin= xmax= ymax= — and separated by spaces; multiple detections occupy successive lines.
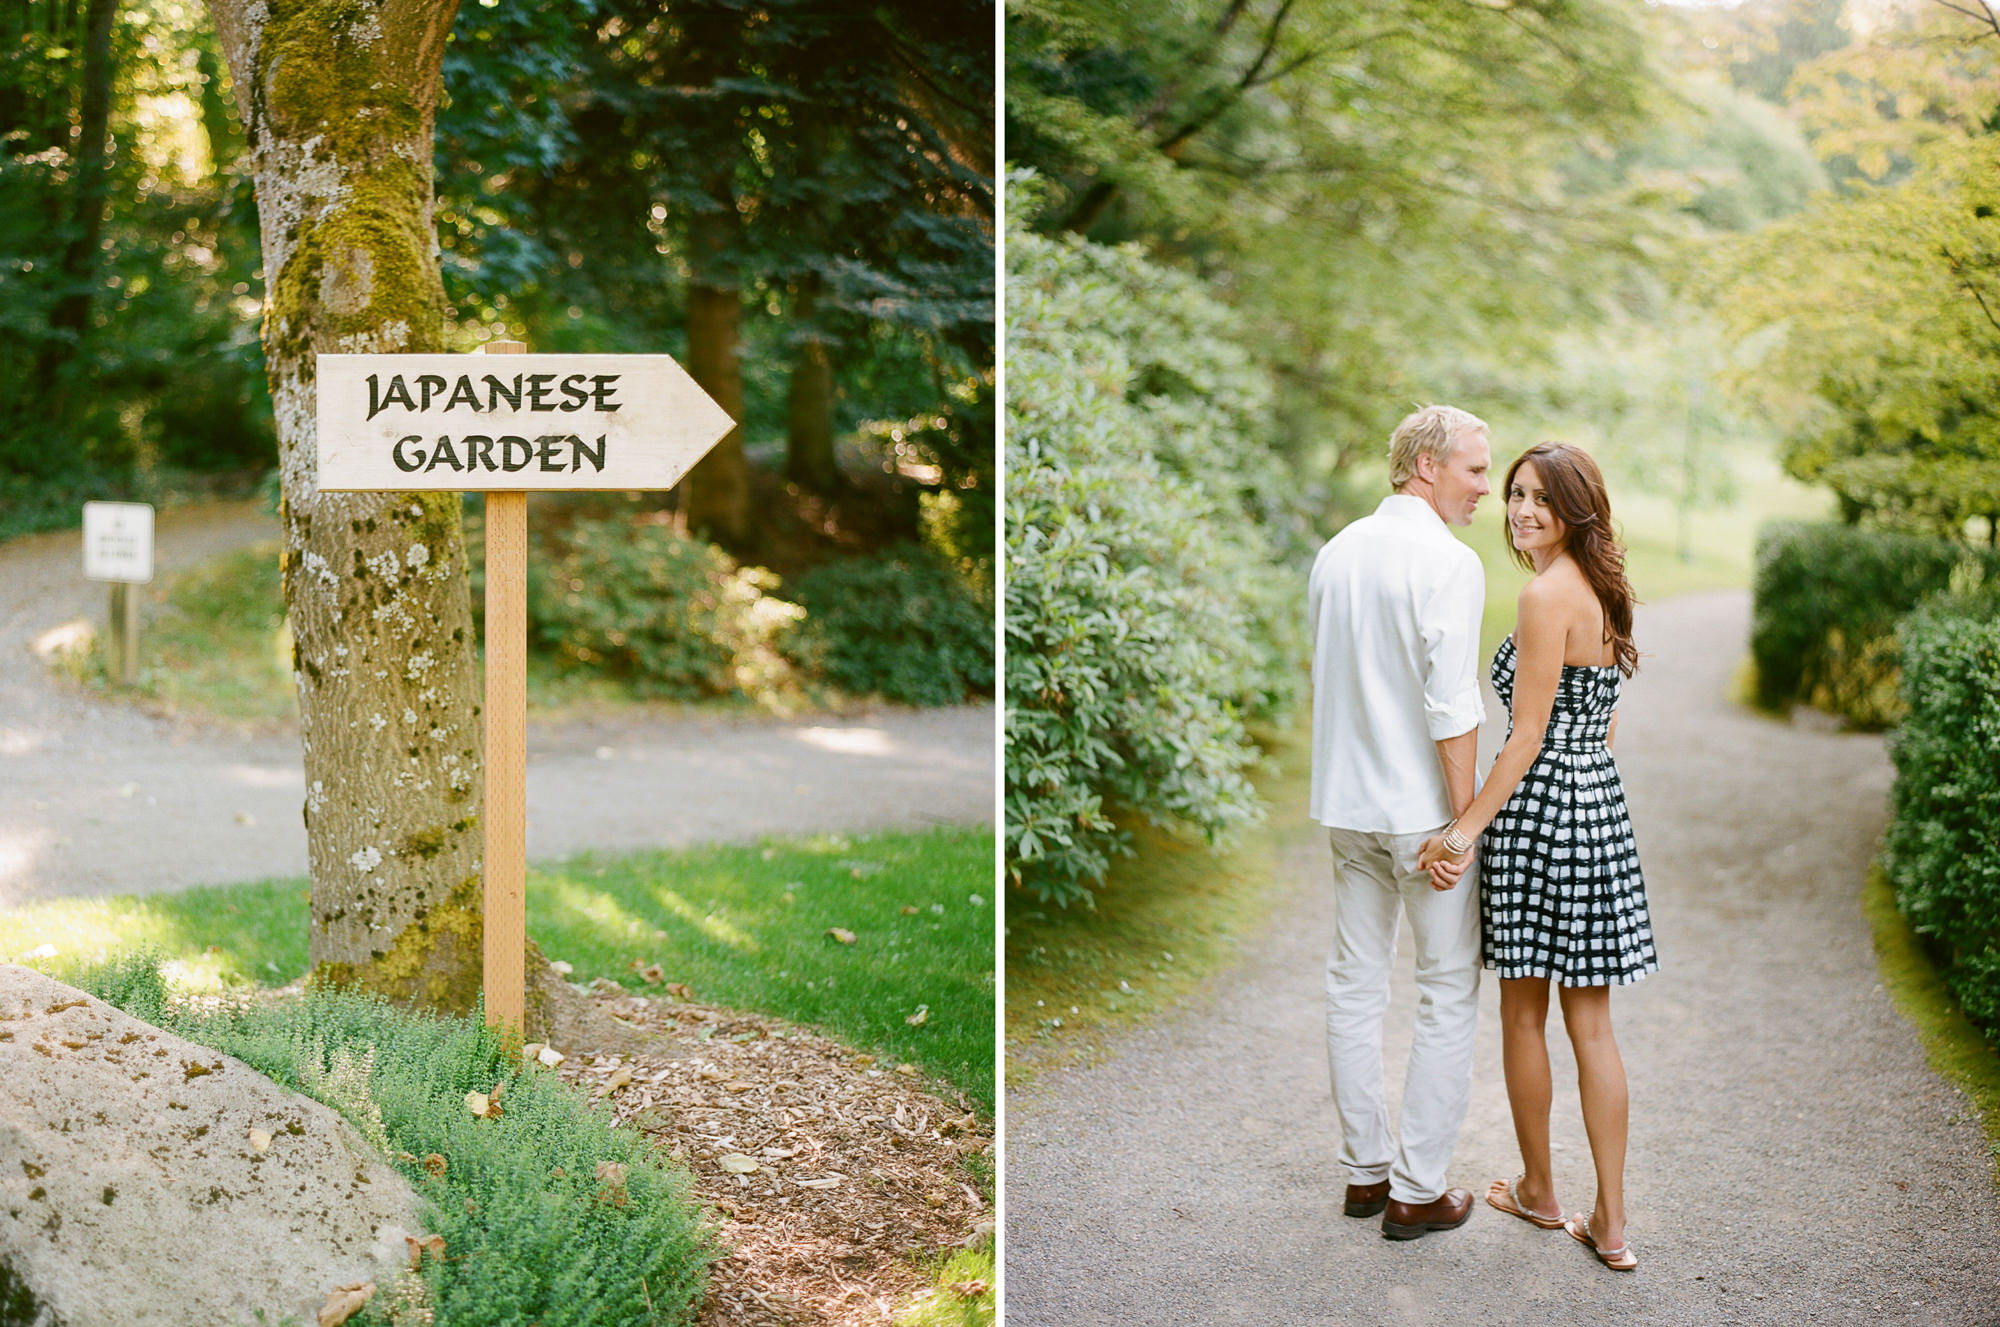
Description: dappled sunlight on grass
xmin=531 ymin=829 xmax=995 ymax=1109
xmin=0 ymin=878 xmax=308 ymax=990
xmin=0 ymin=830 xmax=996 ymax=1110
xmin=652 ymin=886 xmax=760 ymax=952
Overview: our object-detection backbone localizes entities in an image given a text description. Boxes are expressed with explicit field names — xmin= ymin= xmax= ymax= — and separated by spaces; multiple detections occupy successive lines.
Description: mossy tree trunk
xmin=205 ymin=0 xmax=494 ymax=1011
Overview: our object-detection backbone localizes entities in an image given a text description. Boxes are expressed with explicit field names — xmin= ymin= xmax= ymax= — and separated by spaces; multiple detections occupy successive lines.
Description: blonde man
xmin=1307 ymin=403 xmax=1491 ymax=1239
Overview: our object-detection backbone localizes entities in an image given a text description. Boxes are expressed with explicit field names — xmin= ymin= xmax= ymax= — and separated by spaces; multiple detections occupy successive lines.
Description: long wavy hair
xmin=1504 ymin=441 xmax=1639 ymax=677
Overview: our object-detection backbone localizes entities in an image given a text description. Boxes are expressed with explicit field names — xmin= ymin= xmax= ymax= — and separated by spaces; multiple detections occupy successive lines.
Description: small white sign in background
xmin=316 ymin=353 xmax=735 ymax=492
xmin=82 ymin=501 xmax=154 ymax=584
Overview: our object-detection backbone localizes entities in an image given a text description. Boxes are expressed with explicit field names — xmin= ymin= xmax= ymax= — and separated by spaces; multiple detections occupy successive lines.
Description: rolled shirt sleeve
xmin=1420 ymin=551 xmax=1487 ymax=740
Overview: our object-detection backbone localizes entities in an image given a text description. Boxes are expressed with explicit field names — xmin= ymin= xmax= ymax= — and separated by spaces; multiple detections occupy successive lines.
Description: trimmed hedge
xmin=1750 ymin=521 xmax=2000 ymax=727
xmin=1883 ymin=593 xmax=2000 ymax=1042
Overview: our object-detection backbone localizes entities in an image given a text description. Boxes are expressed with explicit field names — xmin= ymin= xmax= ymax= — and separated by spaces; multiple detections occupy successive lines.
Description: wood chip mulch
xmin=543 ymin=983 xmax=994 ymax=1327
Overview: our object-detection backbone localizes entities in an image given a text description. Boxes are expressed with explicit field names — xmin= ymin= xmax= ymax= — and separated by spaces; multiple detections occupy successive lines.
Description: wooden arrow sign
xmin=317 ymin=353 xmax=735 ymax=492
xmin=316 ymin=345 xmax=734 ymax=1035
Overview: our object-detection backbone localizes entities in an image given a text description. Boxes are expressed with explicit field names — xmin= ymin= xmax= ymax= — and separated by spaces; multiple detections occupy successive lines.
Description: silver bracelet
xmin=1441 ymin=821 xmax=1474 ymax=856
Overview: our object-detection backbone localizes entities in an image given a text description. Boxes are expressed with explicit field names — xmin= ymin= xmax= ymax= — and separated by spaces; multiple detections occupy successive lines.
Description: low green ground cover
xmin=894 ymin=1243 xmax=996 ymax=1327
xmin=0 ymin=827 xmax=996 ymax=1111
xmin=82 ymin=955 xmax=713 ymax=1326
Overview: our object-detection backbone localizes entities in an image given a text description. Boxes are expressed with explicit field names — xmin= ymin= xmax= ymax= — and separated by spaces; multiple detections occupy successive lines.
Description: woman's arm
xmin=1419 ymin=580 xmax=1567 ymax=872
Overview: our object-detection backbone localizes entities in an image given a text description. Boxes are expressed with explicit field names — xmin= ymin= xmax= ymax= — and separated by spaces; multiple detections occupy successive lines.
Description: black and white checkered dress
xmin=1480 ymin=635 xmax=1659 ymax=986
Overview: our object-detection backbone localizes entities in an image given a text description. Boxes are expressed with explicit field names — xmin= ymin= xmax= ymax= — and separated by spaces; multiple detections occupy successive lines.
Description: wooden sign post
xmin=82 ymin=500 xmax=155 ymax=686
xmin=317 ymin=342 xmax=734 ymax=1032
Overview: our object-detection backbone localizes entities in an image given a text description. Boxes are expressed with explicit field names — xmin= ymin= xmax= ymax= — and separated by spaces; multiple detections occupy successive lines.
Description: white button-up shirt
xmin=1307 ymin=494 xmax=1486 ymax=833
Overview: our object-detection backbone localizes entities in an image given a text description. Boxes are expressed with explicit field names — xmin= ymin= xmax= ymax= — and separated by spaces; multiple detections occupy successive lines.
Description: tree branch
xmin=1931 ymin=0 xmax=2000 ymax=39
xmin=1941 ymin=244 xmax=2000 ymax=331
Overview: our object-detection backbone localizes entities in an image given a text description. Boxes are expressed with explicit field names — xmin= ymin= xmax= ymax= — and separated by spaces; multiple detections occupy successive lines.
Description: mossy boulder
xmin=0 ymin=966 xmax=422 ymax=1327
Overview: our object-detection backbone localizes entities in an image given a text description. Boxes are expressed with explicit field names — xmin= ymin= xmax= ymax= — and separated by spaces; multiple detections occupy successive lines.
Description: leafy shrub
xmin=81 ymin=960 xmax=712 ymax=1327
xmin=784 ymin=545 xmax=993 ymax=706
xmin=1882 ymin=590 xmax=2000 ymax=1040
xmin=1005 ymin=177 xmax=1306 ymax=906
xmin=1749 ymin=521 xmax=2000 ymax=727
xmin=529 ymin=516 xmax=799 ymax=699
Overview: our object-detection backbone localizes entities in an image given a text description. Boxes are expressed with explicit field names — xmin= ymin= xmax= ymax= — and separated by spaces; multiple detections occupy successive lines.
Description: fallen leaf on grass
xmin=465 ymin=1091 xmax=495 ymax=1119
xmin=403 ymin=1234 xmax=446 ymax=1269
xmin=950 ymin=1280 xmax=990 ymax=1300
xmin=905 ymin=1005 xmax=929 ymax=1027
xmin=900 ymin=905 xmax=920 ymax=915
xmin=663 ymin=982 xmax=692 ymax=999
xmin=631 ymin=961 xmax=665 ymax=983
xmin=896 ymin=1064 xmax=919 ymax=1077
xmin=718 ymin=1154 xmax=760 ymax=1174
xmin=247 ymin=1129 xmax=271 ymax=1154
xmin=826 ymin=927 xmax=856 ymax=945
xmin=422 ymin=1153 xmax=447 ymax=1177
xmin=317 ymin=1281 xmax=374 ymax=1327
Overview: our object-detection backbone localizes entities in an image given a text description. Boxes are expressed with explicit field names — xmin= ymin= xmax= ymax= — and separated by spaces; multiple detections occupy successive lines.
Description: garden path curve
xmin=1004 ymin=590 xmax=2000 ymax=1326
xmin=0 ymin=501 xmax=993 ymax=905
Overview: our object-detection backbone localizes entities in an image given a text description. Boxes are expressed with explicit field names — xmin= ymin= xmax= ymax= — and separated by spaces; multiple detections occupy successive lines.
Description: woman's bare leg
xmin=1559 ymin=983 xmax=1628 ymax=1249
xmin=1497 ymin=976 xmax=1559 ymax=1218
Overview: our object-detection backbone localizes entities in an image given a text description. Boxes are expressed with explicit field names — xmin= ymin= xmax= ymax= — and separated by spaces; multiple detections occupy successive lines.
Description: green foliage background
xmin=1749 ymin=522 xmax=2000 ymax=728
xmin=1004 ymin=182 xmax=1306 ymax=905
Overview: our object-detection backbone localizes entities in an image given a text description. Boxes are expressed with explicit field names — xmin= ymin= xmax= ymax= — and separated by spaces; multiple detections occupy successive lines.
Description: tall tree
xmin=1008 ymin=0 xmax=1658 ymax=471
xmin=674 ymin=0 xmax=755 ymax=546
xmin=203 ymin=0 xmax=494 ymax=1005
xmin=29 ymin=0 xmax=117 ymax=412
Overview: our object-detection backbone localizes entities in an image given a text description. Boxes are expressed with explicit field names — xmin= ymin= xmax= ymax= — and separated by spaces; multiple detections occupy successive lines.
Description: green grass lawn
xmin=0 ymin=826 xmax=997 ymax=1111
xmin=74 ymin=541 xmax=299 ymax=722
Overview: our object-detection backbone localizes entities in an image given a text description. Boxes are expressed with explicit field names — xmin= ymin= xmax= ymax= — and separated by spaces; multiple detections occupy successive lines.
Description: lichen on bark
xmin=205 ymin=0 xmax=523 ymax=1014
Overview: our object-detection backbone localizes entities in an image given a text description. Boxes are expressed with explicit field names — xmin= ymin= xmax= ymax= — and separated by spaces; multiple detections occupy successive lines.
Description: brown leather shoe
xmin=1381 ymin=1188 xmax=1474 ymax=1240
xmin=1343 ymin=1181 xmax=1390 ymax=1218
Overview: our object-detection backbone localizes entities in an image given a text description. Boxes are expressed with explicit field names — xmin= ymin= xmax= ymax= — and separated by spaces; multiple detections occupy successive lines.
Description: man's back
xmin=1308 ymin=494 xmax=1485 ymax=834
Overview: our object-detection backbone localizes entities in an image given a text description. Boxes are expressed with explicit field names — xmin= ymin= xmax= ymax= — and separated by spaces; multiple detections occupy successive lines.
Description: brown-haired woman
xmin=1418 ymin=440 xmax=1658 ymax=1271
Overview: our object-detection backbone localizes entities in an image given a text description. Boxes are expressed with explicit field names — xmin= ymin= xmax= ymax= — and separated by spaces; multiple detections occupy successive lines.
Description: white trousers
xmin=1323 ymin=826 xmax=1481 ymax=1205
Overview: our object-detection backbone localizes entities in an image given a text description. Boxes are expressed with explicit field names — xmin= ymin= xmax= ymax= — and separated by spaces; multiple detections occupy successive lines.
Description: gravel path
xmin=1004 ymin=590 xmax=2000 ymax=1326
xmin=0 ymin=503 xmax=993 ymax=906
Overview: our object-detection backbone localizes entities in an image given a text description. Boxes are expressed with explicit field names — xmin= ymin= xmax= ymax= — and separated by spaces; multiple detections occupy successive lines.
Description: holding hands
xmin=1418 ymin=823 xmax=1475 ymax=891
